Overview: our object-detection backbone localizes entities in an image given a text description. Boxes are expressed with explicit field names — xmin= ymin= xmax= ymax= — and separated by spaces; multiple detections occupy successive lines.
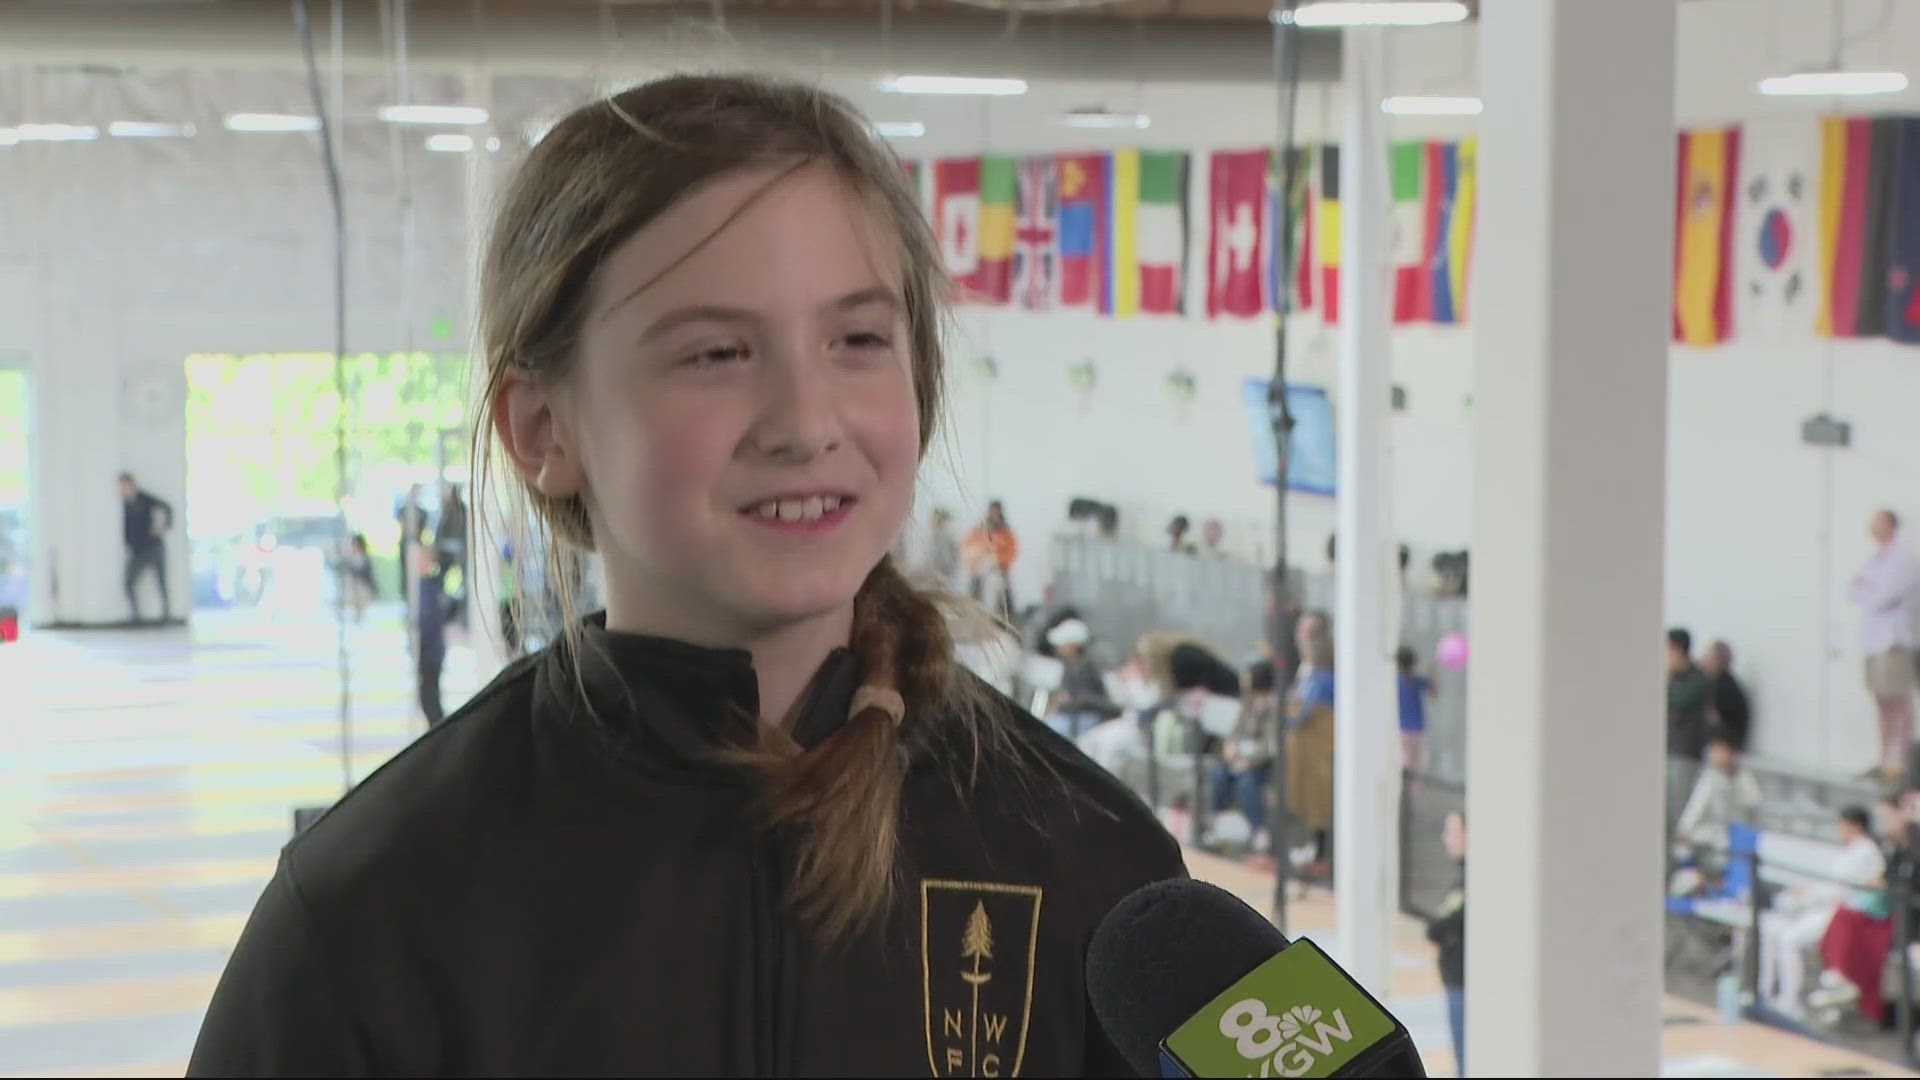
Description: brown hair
xmin=474 ymin=74 xmax=1013 ymax=942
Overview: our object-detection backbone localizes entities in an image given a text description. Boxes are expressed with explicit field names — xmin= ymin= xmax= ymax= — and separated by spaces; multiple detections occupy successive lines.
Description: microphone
xmin=1087 ymin=879 xmax=1427 ymax=1078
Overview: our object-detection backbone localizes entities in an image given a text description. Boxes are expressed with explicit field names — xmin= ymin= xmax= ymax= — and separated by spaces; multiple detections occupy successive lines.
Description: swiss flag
xmin=1208 ymin=150 xmax=1267 ymax=318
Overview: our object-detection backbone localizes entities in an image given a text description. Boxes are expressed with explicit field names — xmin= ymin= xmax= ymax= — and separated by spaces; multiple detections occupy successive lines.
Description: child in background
xmin=1397 ymin=645 xmax=1433 ymax=773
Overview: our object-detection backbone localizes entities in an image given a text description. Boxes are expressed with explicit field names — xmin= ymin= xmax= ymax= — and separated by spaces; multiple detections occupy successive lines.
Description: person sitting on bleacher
xmin=1760 ymin=806 xmax=1887 ymax=1020
xmin=1807 ymin=796 xmax=1909 ymax=1022
xmin=1674 ymin=734 xmax=1762 ymax=856
xmin=1043 ymin=619 xmax=1119 ymax=739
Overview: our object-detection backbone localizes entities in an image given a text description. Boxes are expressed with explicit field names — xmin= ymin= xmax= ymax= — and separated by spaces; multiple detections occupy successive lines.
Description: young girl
xmin=188 ymin=75 xmax=1182 ymax=1076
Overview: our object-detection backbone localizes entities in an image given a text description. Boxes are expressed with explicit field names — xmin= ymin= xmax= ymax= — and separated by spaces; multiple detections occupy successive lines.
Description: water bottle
xmin=1717 ymin=972 xmax=1742 ymax=1024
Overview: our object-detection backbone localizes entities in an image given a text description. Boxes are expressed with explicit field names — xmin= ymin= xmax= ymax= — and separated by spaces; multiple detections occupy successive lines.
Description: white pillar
xmin=1332 ymin=25 xmax=1397 ymax=998
xmin=461 ymin=64 xmax=511 ymax=680
xmin=1467 ymin=2 xmax=1674 ymax=1076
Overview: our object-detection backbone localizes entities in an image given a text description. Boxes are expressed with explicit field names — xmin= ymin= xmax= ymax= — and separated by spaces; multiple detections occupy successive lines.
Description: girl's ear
xmin=493 ymin=368 xmax=586 ymax=499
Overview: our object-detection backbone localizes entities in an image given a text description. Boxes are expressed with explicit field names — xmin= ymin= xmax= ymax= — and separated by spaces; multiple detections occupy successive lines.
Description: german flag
xmin=1818 ymin=116 xmax=1899 ymax=338
xmin=1673 ymin=127 xmax=1741 ymax=346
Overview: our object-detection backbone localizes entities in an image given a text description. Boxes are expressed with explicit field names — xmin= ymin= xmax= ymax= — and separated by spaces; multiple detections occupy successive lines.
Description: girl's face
xmin=510 ymin=163 xmax=921 ymax=644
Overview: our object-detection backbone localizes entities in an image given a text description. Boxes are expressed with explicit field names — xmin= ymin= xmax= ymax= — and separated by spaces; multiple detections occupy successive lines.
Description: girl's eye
xmin=682 ymin=343 xmax=748 ymax=368
xmin=841 ymin=331 xmax=893 ymax=351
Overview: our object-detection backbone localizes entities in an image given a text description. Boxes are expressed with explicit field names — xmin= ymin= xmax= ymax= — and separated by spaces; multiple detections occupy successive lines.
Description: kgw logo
xmin=1217 ymin=999 xmax=1356 ymax=1078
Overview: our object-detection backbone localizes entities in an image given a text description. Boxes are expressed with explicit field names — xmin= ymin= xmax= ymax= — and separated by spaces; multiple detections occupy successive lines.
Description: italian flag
xmin=1113 ymin=150 xmax=1190 ymax=316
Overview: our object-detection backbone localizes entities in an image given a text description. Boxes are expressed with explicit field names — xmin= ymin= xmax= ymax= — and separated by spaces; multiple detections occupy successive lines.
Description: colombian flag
xmin=1673 ymin=127 xmax=1741 ymax=345
xmin=1426 ymin=138 xmax=1475 ymax=325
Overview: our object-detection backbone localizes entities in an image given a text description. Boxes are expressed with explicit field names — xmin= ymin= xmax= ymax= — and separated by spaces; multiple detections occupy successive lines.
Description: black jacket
xmin=188 ymin=620 xmax=1185 ymax=1077
xmin=1425 ymin=879 xmax=1464 ymax=989
xmin=1708 ymin=672 xmax=1751 ymax=752
xmin=123 ymin=490 xmax=172 ymax=550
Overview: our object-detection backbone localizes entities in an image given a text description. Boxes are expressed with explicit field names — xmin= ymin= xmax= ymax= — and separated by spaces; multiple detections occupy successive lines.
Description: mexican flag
xmin=1390 ymin=141 xmax=1428 ymax=323
xmin=1113 ymin=150 xmax=1189 ymax=316
xmin=935 ymin=156 xmax=1017 ymax=305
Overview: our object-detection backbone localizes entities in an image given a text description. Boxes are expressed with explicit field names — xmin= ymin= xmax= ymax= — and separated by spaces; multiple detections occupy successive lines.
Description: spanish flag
xmin=1673 ymin=127 xmax=1741 ymax=346
xmin=1819 ymin=116 xmax=1899 ymax=338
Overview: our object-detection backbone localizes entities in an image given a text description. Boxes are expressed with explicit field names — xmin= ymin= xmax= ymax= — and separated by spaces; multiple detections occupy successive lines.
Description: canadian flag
xmin=936 ymin=159 xmax=983 ymax=279
xmin=1208 ymin=150 xmax=1268 ymax=318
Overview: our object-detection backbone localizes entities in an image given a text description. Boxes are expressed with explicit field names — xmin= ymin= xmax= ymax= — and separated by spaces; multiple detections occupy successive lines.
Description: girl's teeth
xmin=757 ymin=502 xmax=779 ymax=520
xmin=803 ymin=496 xmax=824 ymax=520
xmin=778 ymin=499 xmax=803 ymax=522
xmin=822 ymin=496 xmax=841 ymax=513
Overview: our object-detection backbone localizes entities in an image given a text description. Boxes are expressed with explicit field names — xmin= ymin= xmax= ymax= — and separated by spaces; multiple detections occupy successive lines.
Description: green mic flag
xmin=1161 ymin=940 xmax=1404 ymax=1078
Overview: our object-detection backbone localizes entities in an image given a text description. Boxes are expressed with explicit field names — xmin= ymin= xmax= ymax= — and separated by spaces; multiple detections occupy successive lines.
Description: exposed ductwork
xmin=0 ymin=1 xmax=1339 ymax=85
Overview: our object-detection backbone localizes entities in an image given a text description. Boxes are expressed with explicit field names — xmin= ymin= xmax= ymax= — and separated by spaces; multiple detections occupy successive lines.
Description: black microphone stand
xmin=1268 ymin=0 xmax=1304 ymax=933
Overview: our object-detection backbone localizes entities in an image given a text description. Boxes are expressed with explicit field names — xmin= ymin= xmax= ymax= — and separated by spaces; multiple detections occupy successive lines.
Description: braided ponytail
xmin=733 ymin=554 xmax=1008 ymax=943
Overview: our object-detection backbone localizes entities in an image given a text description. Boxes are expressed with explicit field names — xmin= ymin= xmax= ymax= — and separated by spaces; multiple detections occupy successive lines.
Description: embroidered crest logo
xmin=921 ymin=879 xmax=1043 ymax=1077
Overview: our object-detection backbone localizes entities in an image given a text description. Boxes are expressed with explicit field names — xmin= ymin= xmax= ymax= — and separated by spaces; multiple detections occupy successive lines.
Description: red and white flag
xmin=1208 ymin=150 xmax=1268 ymax=318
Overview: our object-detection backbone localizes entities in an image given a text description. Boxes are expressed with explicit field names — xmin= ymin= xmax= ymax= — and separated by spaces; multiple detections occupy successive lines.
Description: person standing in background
xmin=1166 ymin=515 xmax=1196 ymax=554
xmin=1850 ymin=510 xmax=1919 ymax=784
xmin=1199 ymin=518 xmax=1226 ymax=558
xmin=118 ymin=472 xmax=173 ymax=624
xmin=1701 ymin=640 xmax=1751 ymax=752
xmin=1427 ymin=809 xmax=1467 ymax=1078
xmin=396 ymin=485 xmax=427 ymax=614
xmin=1288 ymin=611 xmax=1337 ymax=876
xmin=1396 ymin=645 xmax=1433 ymax=773
xmin=412 ymin=545 xmax=447 ymax=727
xmin=923 ymin=507 xmax=960 ymax=591
xmin=1667 ymin=628 xmax=1711 ymax=835
xmin=437 ymin=483 xmax=471 ymax=628
xmin=962 ymin=499 xmax=1018 ymax=622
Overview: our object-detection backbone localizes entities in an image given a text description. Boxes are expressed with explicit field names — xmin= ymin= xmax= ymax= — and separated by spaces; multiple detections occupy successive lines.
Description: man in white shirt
xmin=1850 ymin=510 xmax=1920 ymax=783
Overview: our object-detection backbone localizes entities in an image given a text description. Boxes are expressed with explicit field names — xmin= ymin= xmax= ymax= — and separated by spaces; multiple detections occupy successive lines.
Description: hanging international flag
xmin=1316 ymin=145 xmax=1343 ymax=324
xmin=1820 ymin=115 xmax=1899 ymax=338
xmin=936 ymin=156 xmax=1016 ymax=305
xmin=1112 ymin=150 xmax=1189 ymax=316
xmin=1390 ymin=141 xmax=1429 ymax=324
xmin=1011 ymin=157 xmax=1058 ymax=311
xmin=1733 ymin=118 xmax=1819 ymax=340
xmin=934 ymin=158 xmax=981 ymax=283
xmin=1883 ymin=118 xmax=1920 ymax=343
xmin=1208 ymin=149 xmax=1268 ymax=318
xmin=1057 ymin=153 xmax=1112 ymax=313
xmin=1268 ymin=146 xmax=1314 ymax=316
xmin=1421 ymin=140 xmax=1465 ymax=324
xmin=1673 ymin=126 xmax=1742 ymax=345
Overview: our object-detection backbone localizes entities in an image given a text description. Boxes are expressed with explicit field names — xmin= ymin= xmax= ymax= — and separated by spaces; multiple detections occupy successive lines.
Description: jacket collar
xmin=537 ymin=613 xmax=864 ymax=773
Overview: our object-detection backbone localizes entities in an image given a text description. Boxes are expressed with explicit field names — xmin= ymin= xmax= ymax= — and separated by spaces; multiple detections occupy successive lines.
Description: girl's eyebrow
xmin=635 ymin=286 xmax=904 ymax=346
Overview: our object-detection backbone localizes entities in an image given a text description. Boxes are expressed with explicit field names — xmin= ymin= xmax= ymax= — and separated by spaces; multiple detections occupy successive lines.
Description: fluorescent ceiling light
xmin=879 ymin=75 xmax=1028 ymax=97
xmin=1065 ymin=111 xmax=1151 ymax=130
xmin=109 ymin=121 xmax=196 ymax=138
xmin=15 ymin=123 xmax=98 ymax=142
xmin=1282 ymin=1 xmax=1469 ymax=27
xmin=1757 ymin=71 xmax=1909 ymax=97
xmin=0 ymin=130 xmax=16 ymax=147
xmin=225 ymin=113 xmax=320 ymax=133
xmin=380 ymin=104 xmax=490 ymax=126
xmin=426 ymin=133 xmax=474 ymax=153
xmin=874 ymin=121 xmax=926 ymax=139
xmin=1382 ymin=95 xmax=1482 ymax=116
xmin=486 ymin=135 xmax=502 ymax=152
